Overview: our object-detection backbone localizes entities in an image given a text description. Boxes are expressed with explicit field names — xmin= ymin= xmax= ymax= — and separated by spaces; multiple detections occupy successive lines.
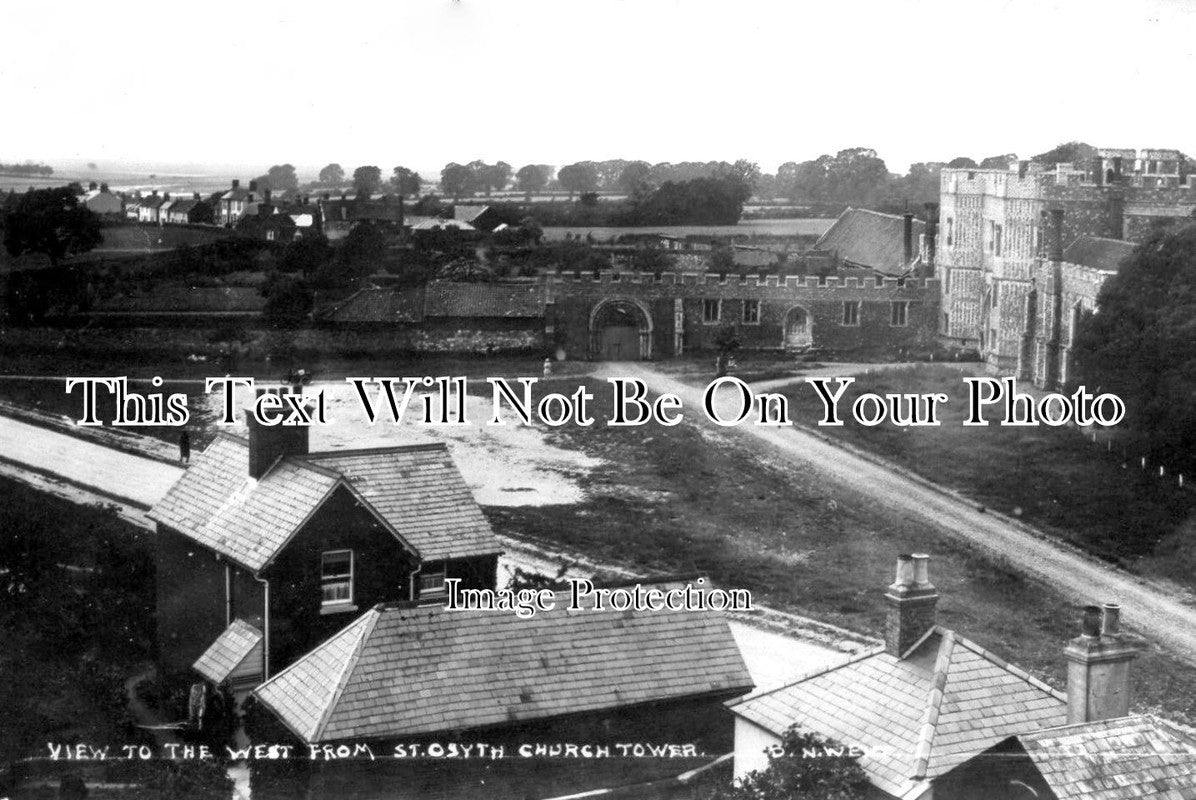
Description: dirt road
xmin=604 ymin=363 xmax=1196 ymax=662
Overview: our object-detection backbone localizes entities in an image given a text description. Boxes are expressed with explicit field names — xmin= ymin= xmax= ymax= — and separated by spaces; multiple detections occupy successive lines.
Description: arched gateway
xmin=589 ymin=298 xmax=653 ymax=360
xmin=783 ymin=305 xmax=813 ymax=350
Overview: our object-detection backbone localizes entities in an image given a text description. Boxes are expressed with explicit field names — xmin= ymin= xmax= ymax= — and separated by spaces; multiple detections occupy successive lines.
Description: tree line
xmin=0 ymin=161 xmax=54 ymax=176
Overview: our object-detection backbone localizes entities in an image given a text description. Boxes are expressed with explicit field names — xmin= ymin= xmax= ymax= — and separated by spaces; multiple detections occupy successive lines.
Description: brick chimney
xmin=885 ymin=553 xmax=939 ymax=657
xmin=232 ymin=179 xmax=240 ymax=189
xmin=246 ymin=387 xmax=309 ymax=479
xmin=1065 ymin=603 xmax=1138 ymax=724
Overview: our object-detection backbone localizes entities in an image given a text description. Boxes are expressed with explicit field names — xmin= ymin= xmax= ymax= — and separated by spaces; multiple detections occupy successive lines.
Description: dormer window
xmin=419 ymin=567 xmax=447 ymax=596
xmin=321 ymin=550 xmax=354 ymax=611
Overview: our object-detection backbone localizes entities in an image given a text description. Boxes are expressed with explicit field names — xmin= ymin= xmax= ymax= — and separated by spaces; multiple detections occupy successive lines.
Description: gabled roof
xmin=727 ymin=627 xmax=1067 ymax=799
xmin=193 ymin=619 xmax=263 ymax=684
xmin=411 ymin=218 xmax=475 ymax=232
xmin=423 ymin=282 xmax=545 ymax=318
xmin=140 ymin=195 xmax=166 ymax=209
xmin=167 ymin=199 xmax=200 ymax=215
xmin=453 ymin=204 xmax=491 ymax=223
xmin=255 ymin=581 xmax=754 ymax=742
xmin=148 ymin=434 xmax=500 ymax=571
xmin=814 ymin=207 xmax=925 ymax=276
xmin=1014 ymin=715 xmax=1196 ymax=800
xmin=1063 ymin=235 xmax=1136 ymax=273
xmin=320 ymin=287 xmax=426 ymax=324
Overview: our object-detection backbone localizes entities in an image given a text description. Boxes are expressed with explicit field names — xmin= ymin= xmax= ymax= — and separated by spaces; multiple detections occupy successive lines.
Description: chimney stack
xmin=903 ymin=213 xmax=914 ymax=268
xmin=884 ymin=553 xmax=939 ymax=657
xmin=1065 ymin=603 xmax=1137 ymax=724
xmin=249 ymin=179 xmax=258 ymax=193
xmin=1018 ymin=160 xmax=1029 ymax=179
xmin=246 ymin=387 xmax=310 ymax=479
xmin=232 ymin=179 xmax=240 ymax=189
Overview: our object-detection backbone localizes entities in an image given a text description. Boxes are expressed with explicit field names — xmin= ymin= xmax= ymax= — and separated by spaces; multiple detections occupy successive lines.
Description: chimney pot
xmin=894 ymin=553 xmax=915 ymax=586
xmin=1081 ymin=605 xmax=1102 ymax=637
xmin=1101 ymin=603 xmax=1122 ymax=637
xmin=912 ymin=553 xmax=931 ymax=587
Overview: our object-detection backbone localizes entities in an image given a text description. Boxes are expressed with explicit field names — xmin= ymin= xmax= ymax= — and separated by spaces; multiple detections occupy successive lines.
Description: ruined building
xmin=937 ymin=148 xmax=1195 ymax=387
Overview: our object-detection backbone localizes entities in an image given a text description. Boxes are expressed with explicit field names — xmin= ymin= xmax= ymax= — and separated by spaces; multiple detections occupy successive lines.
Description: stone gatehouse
xmin=547 ymin=271 xmax=940 ymax=360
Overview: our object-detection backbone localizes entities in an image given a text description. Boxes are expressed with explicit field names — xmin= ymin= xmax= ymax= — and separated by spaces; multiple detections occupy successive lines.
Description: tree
xmin=352 ymin=165 xmax=383 ymax=197
xmin=440 ymin=162 xmax=474 ymax=200
xmin=390 ymin=166 xmax=422 ymax=198
xmin=710 ymin=244 xmax=736 ymax=273
xmin=947 ymin=157 xmax=978 ymax=169
xmin=3 ymin=187 xmax=102 ymax=266
xmin=1032 ymin=141 xmax=1096 ymax=168
xmin=261 ymin=274 xmax=313 ymax=328
xmin=486 ymin=161 xmax=512 ymax=195
xmin=318 ymin=163 xmax=345 ymax=185
xmin=280 ymin=234 xmax=333 ymax=277
xmin=254 ymin=164 xmax=298 ymax=193
xmin=557 ymin=162 xmax=600 ymax=199
xmin=616 ymin=160 xmax=652 ymax=195
xmin=515 ymin=164 xmax=551 ymax=200
xmin=713 ymin=725 xmax=870 ymax=800
xmin=1072 ymin=223 xmax=1196 ymax=474
xmin=980 ymin=153 xmax=1018 ymax=169
xmin=338 ymin=221 xmax=386 ymax=281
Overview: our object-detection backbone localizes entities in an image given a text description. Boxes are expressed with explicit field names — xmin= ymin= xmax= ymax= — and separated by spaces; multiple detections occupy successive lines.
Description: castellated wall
xmin=547 ymin=271 xmax=940 ymax=360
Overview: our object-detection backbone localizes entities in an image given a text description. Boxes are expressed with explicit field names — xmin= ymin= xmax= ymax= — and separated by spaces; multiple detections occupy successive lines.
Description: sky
xmin=3 ymin=0 xmax=1194 ymax=179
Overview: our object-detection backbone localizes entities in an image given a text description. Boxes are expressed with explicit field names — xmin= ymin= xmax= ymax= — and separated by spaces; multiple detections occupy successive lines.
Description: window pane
xmin=322 ymin=551 xmax=351 ymax=578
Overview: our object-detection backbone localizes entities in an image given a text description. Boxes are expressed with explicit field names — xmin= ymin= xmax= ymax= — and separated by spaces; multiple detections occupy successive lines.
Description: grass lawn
xmin=767 ymin=363 xmax=1196 ymax=588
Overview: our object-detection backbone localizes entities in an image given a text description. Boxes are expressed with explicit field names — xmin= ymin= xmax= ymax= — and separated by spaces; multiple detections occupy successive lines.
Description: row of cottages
xmin=728 ymin=554 xmax=1196 ymax=799
xmin=124 ymin=191 xmax=215 ymax=225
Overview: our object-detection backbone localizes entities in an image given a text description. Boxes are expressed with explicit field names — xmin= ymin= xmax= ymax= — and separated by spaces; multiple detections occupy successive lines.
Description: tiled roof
xmin=1063 ymin=235 xmax=1136 ymax=272
xmin=148 ymin=434 xmax=499 ymax=571
xmin=1017 ymin=715 xmax=1196 ymax=800
xmin=423 ymin=282 xmax=545 ymax=318
xmin=411 ymin=218 xmax=475 ymax=232
xmin=814 ymin=207 xmax=925 ymax=275
xmin=320 ymin=287 xmax=425 ymax=324
xmin=193 ymin=619 xmax=263 ymax=684
xmin=255 ymin=581 xmax=754 ymax=742
xmin=304 ymin=445 xmax=500 ymax=562
xmin=728 ymin=627 xmax=1067 ymax=798
xmin=453 ymin=205 xmax=490 ymax=223
xmin=167 ymin=199 xmax=199 ymax=215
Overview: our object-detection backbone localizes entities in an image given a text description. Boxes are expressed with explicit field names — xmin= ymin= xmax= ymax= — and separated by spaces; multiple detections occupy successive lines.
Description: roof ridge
xmin=726 ymin=644 xmax=886 ymax=708
xmin=952 ymin=634 xmax=1066 ymax=702
xmin=303 ymin=442 xmax=449 ymax=459
xmin=312 ymin=607 xmax=382 ymax=741
xmin=912 ymin=630 xmax=955 ymax=779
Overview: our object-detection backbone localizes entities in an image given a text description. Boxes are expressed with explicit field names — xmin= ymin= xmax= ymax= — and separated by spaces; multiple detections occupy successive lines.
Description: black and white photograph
xmin=3 ymin=1 xmax=1196 ymax=798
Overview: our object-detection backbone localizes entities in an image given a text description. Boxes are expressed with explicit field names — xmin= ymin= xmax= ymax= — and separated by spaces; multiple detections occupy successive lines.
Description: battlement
xmin=546 ymin=270 xmax=941 ymax=291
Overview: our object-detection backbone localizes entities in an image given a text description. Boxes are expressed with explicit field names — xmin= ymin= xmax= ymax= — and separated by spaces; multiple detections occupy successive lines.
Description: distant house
xmin=137 ymin=192 xmax=167 ymax=224
xmin=164 ymin=196 xmax=212 ymax=225
xmin=453 ymin=204 xmax=502 ymax=233
xmin=727 ymin=554 xmax=1071 ymax=799
xmin=79 ymin=187 xmax=123 ymax=216
xmin=218 ymin=179 xmax=257 ymax=226
xmin=319 ymin=194 xmax=404 ymax=239
xmin=148 ymin=396 xmax=502 ymax=688
xmin=123 ymin=197 xmax=142 ymax=221
xmin=813 ymin=207 xmax=927 ymax=276
xmin=938 ymin=714 xmax=1196 ymax=799
xmin=253 ymin=577 xmax=754 ymax=751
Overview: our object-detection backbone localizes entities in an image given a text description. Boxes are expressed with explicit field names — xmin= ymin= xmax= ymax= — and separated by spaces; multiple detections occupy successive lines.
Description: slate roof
xmin=321 ymin=287 xmax=426 ymax=323
xmin=453 ymin=205 xmax=491 ymax=223
xmin=1016 ymin=715 xmax=1196 ymax=800
xmin=193 ymin=619 xmax=263 ymax=684
xmin=148 ymin=434 xmax=500 ymax=572
xmin=255 ymin=581 xmax=754 ymax=742
xmin=423 ymin=282 xmax=545 ymax=318
xmin=411 ymin=218 xmax=475 ymax=232
xmin=167 ymin=199 xmax=200 ymax=216
xmin=1063 ymin=235 xmax=1136 ymax=273
xmin=814 ymin=207 xmax=925 ymax=275
xmin=728 ymin=626 xmax=1068 ymax=799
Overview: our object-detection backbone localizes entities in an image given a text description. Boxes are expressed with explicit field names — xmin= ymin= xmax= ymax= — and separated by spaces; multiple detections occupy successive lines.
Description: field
xmin=771 ymin=364 xmax=1196 ymax=589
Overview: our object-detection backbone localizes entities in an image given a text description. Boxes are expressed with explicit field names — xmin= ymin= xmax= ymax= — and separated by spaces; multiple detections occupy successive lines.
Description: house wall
xmin=549 ymin=272 xmax=940 ymax=359
xmin=732 ymin=717 xmax=780 ymax=780
xmin=156 ymin=525 xmax=229 ymax=673
xmin=261 ymin=485 xmax=421 ymax=672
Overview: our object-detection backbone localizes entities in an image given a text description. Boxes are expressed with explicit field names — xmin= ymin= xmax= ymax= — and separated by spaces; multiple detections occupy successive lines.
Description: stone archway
xmin=589 ymin=298 xmax=653 ymax=360
xmin=782 ymin=305 xmax=813 ymax=351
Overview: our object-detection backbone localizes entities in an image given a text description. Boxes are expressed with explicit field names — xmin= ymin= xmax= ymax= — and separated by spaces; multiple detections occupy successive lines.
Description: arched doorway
xmin=783 ymin=305 xmax=813 ymax=351
xmin=589 ymin=298 xmax=653 ymax=360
